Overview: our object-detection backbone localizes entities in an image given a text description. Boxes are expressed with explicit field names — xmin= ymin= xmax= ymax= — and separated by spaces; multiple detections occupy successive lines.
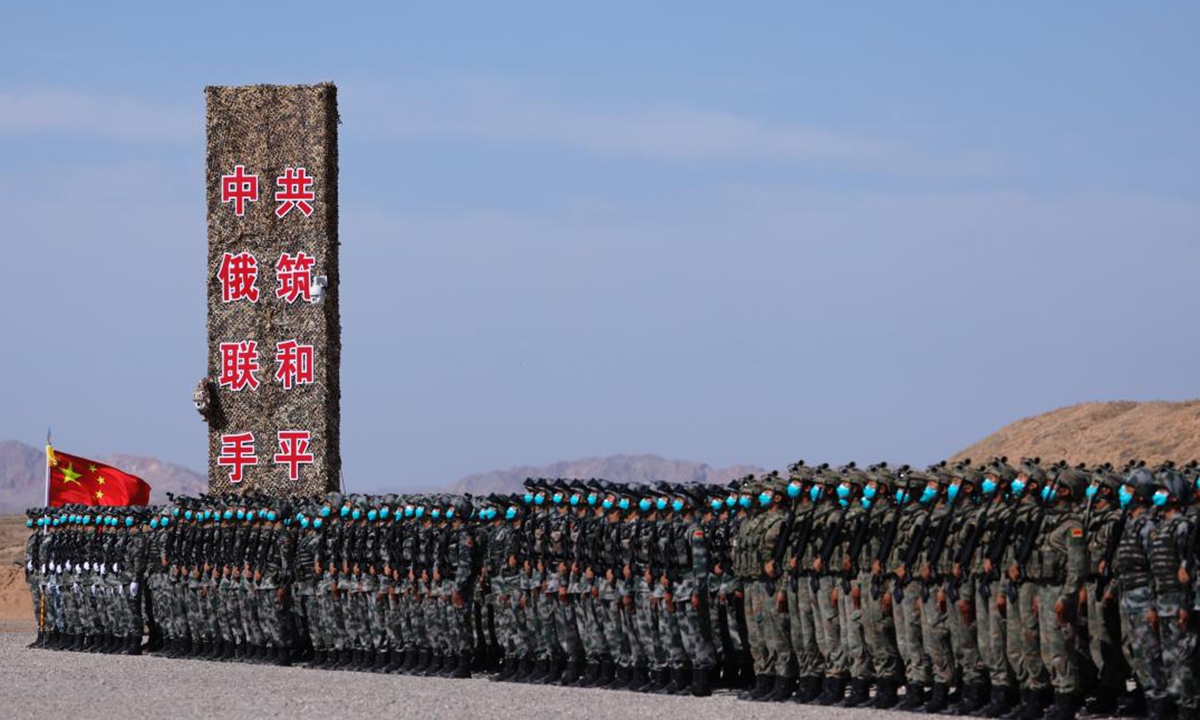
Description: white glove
xmin=130 ymin=582 xmax=139 ymax=597
xmin=40 ymin=564 xmax=46 ymax=573
xmin=99 ymin=565 xmax=106 ymax=576
xmin=113 ymin=563 xmax=120 ymax=574
xmin=56 ymin=564 xmax=63 ymax=574
xmin=26 ymin=561 xmax=33 ymax=571
xmin=83 ymin=562 xmax=90 ymax=571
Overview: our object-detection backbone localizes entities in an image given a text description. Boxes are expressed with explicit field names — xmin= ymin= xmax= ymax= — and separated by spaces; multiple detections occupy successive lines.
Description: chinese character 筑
xmin=221 ymin=165 xmax=259 ymax=217
xmin=275 ymin=251 xmax=316 ymax=303
xmin=217 ymin=252 xmax=260 ymax=303
xmin=274 ymin=430 xmax=314 ymax=480
xmin=275 ymin=167 xmax=315 ymax=218
xmin=217 ymin=432 xmax=257 ymax=483
xmin=275 ymin=340 xmax=315 ymax=390
xmin=218 ymin=341 xmax=260 ymax=391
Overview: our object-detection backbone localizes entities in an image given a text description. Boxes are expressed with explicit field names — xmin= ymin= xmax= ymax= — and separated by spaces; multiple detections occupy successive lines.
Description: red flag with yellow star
xmin=46 ymin=446 xmax=151 ymax=507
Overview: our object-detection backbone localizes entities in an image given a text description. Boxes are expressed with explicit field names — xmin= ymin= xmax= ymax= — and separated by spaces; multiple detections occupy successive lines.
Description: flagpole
xmin=44 ymin=428 xmax=52 ymax=507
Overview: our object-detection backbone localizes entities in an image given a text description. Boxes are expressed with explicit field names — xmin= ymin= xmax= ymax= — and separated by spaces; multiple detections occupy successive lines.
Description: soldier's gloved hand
xmin=775 ymin=593 xmax=786 ymax=612
xmin=1178 ymin=608 xmax=1189 ymax=632
xmin=996 ymin=593 xmax=1006 ymax=616
xmin=130 ymin=582 xmax=139 ymax=597
xmin=851 ymin=583 xmax=862 ymax=609
xmin=936 ymin=588 xmax=947 ymax=613
xmin=26 ymin=561 xmax=33 ymax=571
xmin=277 ymin=588 xmax=287 ymax=604
xmin=691 ymin=594 xmax=701 ymax=610
xmin=591 ymin=586 xmax=599 ymax=598
xmin=1179 ymin=567 xmax=1191 ymax=586
xmin=1078 ymin=588 xmax=1088 ymax=607
xmin=1147 ymin=608 xmax=1159 ymax=629
xmin=957 ymin=599 xmax=973 ymax=624
xmin=920 ymin=565 xmax=931 ymax=582
xmin=830 ymin=587 xmax=839 ymax=605
xmin=881 ymin=591 xmax=892 ymax=613
xmin=452 ymin=591 xmax=464 ymax=608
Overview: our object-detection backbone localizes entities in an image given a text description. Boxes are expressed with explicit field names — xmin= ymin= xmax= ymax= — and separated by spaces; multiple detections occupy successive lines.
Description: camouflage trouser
xmin=349 ymin=589 xmax=372 ymax=651
xmin=440 ymin=581 xmax=472 ymax=655
xmin=491 ymin=588 xmax=530 ymax=659
xmin=1036 ymin=585 xmax=1079 ymax=694
xmin=301 ymin=594 xmax=324 ymax=649
xmin=219 ymin=581 xmax=241 ymax=645
xmin=815 ymin=576 xmax=847 ymax=677
xmin=126 ymin=583 xmax=143 ymax=639
xmin=422 ymin=590 xmax=448 ymax=654
xmin=617 ymin=594 xmax=643 ymax=668
xmin=948 ymin=579 xmax=984 ymax=685
xmin=383 ymin=590 xmax=402 ymax=652
xmin=1155 ymin=591 xmax=1196 ymax=709
xmin=257 ymin=589 xmax=282 ymax=647
xmin=786 ymin=579 xmax=823 ymax=677
xmin=893 ymin=582 xmax=932 ymax=685
xmin=577 ymin=589 xmax=607 ymax=662
xmin=404 ymin=591 xmax=427 ymax=650
xmin=1007 ymin=582 xmax=1048 ymax=690
xmin=243 ymin=581 xmax=267 ymax=647
xmin=365 ymin=590 xmax=387 ymax=651
xmin=597 ymin=592 xmax=626 ymax=665
xmin=977 ymin=579 xmax=1014 ymax=689
xmin=656 ymin=583 xmax=687 ymax=670
xmin=919 ymin=584 xmax=954 ymax=685
xmin=1119 ymin=585 xmax=1165 ymax=701
xmin=29 ymin=582 xmax=43 ymax=632
xmin=675 ymin=580 xmax=716 ymax=670
xmin=1085 ymin=581 xmax=1124 ymax=689
xmin=317 ymin=584 xmax=346 ymax=650
xmin=204 ymin=583 xmax=222 ymax=642
xmin=863 ymin=575 xmax=903 ymax=681
xmin=746 ymin=580 xmax=793 ymax=677
xmin=838 ymin=575 xmax=873 ymax=680
xmin=553 ymin=594 xmax=584 ymax=661
xmin=632 ymin=581 xmax=666 ymax=671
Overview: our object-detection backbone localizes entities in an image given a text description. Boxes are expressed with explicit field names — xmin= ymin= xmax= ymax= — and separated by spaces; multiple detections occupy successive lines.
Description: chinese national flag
xmin=46 ymin=446 xmax=152 ymax=507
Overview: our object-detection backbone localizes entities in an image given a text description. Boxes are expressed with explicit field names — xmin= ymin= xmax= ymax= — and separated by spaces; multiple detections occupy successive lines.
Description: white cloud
xmin=348 ymin=80 xmax=1006 ymax=178
xmin=0 ymin=89 xmax=197 ymax=142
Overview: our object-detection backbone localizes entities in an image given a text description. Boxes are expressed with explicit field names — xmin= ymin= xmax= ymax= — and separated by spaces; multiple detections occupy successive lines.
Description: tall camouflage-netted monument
xmin=196 ymin=83 xmax=341 ymax=496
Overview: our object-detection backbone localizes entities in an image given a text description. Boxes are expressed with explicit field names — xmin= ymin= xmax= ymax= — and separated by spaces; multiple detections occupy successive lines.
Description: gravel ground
xmin=0 ymin=629 xmax=923 ymax=720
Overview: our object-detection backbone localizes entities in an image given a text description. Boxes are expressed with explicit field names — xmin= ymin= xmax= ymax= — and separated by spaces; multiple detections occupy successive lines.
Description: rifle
xmin=949 ymin=501 xmax=991 ymax=602
xmin=1093 ymin=506 xmax=1128 ymax=598
xmin=921 ymin=501 xmax=958 ymax=602
xmin=843 ymin=501 xmax=874 ymax=593
xmin=871 ymin=506 xmax=901 ymax=600
xmin=978 ymin=500 xmax=1018 ymax=599
xmin=786 ymin=506 xmax=815 ymax=592
xmin=892 ymin=509 xmax=930 ymax=602
xmin=814 ymin=504 xmax=850 ymax=593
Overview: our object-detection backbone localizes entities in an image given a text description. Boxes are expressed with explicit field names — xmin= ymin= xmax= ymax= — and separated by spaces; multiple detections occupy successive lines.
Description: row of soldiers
xmin=23 ymin=457 xmax=1200 ymax=719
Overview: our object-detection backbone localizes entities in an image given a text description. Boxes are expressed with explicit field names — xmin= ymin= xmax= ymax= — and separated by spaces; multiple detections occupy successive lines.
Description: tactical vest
xmin=1115 ymin=513 xmax=1154 ymax=590
xmin=1149 ymin=513 xmax=1189 ymax=593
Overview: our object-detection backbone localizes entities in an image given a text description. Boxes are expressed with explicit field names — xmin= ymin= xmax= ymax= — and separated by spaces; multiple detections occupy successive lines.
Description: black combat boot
xmin=1116 ymin=687 xmax=1146 ymax=718
xmin=923 ymin=682 xmax=951 ymax=714
xmin=820 ymin=676 xmax=849 ymax=705
xmin=1024 ymin=687 xmax=1053 ymax=720
xmin=127 ymin=636 xmax=143 ymax=656
xmin=642 ymin=668 xmax=669 ymax=693
xmin=691 ymin=667 xmax=713 ymax=697
xmin=1177 ymin=706 xmax=1199 ymax=720
xmin=874 ymin=678 xmax=901 ymax=709
xmin=1046 ymin=693 xmax=1080 ymax=720
xmin=558 ymin=658 xmax=581 ymax=686
xmin=27 ymin=631 xmax=43 ymax=649
xmin=738 ymin=674 xmax=772 ymax=701
xmin=628 ymin=666 xmax=650 ymax=692
xmin=605 ymin=664 xmax=631 ymax=690
xmin=952 ymin=683 xmax=989 ymax=716
xmin=451 ymin=653 xmax=473 ymax=679
xmin=669 ymin=667 xmax=693 ymax=695
xmin=1086 ymin=687 xmax=1119 ymax=717
xmin=899 ymin=684 xmax=928 ymax=711
xmin=765 ymin=675 xmax=798 ymax=702
xmin=595 ymin=658 xmax=616 ymax=687
xmin=792 ymin=676 xmax=823 ymax=704
xmin=976 ymin=684 xmax=1017 ymax=718
xmin=575 ymin=660 xmax=600 ymax=687
xmin=841 ymin=678 xmax=873 ymax=707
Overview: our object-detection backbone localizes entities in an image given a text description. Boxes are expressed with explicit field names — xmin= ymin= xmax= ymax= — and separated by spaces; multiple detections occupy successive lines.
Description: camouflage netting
xmin=203 ymin=83 xmax=340 ymax=496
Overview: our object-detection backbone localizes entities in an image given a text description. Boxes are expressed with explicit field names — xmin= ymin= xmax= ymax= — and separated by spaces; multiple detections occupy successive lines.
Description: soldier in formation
xmin=23 ymin=459 xmax=1200 ymax=719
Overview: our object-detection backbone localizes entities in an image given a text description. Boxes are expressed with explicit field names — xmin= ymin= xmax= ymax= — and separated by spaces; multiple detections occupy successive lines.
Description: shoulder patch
xmin=1071 ymin=528 xmax=1083 ymax=538
xmin=693 ymin=530 xmax=705 ymax=538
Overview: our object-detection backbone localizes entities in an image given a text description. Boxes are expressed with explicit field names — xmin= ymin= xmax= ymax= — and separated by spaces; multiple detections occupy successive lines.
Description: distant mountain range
xmin=447 ymin=454 xmax=765 ymax=495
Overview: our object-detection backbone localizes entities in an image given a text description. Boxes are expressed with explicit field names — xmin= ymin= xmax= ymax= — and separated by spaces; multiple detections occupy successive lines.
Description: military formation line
xmin=22 ymin=457 xmax=1200 ymax=720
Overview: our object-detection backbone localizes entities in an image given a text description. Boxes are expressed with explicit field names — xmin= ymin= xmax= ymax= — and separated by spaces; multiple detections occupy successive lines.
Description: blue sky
xmin=1 ymin=2 xmax=1197 ymax=492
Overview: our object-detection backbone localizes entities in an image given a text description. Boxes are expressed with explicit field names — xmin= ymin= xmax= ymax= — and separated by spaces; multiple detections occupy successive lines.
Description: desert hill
xmin=951 ymin=400 xmax=1200 ymax=467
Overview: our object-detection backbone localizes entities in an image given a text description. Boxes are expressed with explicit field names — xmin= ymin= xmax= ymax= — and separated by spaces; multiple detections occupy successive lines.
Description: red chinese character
xmin=275 ymin=167 xmax=315 ymax=217
xmin=221 ymin=165 xmax=259 ymax=217
xmin=218 ymin=341 xmax=260 ymax=391
xmin=274 ymin=430 xmax=314 ymax=481
xmin=275 ymin=339 xmax=315 ymax=390
xmin=217 ymin=432 xmax=257 ymax=483
xmin=275 ymin=251 xmax=316 ymax=303
xmin=217 ymin=252 xmax=260 ymax=303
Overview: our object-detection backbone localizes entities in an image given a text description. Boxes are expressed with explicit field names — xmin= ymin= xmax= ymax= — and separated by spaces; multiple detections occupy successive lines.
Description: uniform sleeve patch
xmin=1071 ymin=528 xmax=1083 ymax=538
xmin=694 ymin=530 xmax=705 ymax=538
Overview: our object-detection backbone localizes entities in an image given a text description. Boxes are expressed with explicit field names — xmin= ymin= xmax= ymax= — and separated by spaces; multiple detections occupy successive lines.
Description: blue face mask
xmin=161 ymin=517 xmax=170 ymax=527
xmin=1118 ymin=486 xmax=1134 ymax=508
xmin=184 ymin=511 xmax=193 ymax=521
xmin=863 ymin=485 xmax=877 ymax=500
xmin=1010 ymin=479 xmax=1026 ymax=496
xmin=367 ymin=510 xmax=378 ymax=522
xmin=860 ymin=498 xmax=872 ymax=509
xmin=895 ymin=490 xmax=909 ymax=505
xmin=404 ymin=507 xmax=414 ymax=518
xmin=446 ymin=508 xmax=455 ymax=519
xmin=1152 ymin=489 xmax=1169 ymax=507
xmin=431 ymin=509 xmax=441 ymax=519
xmin=267 ymin=511 xmax=277 ymax=522
xmin=981 ymin=479 xmax=998 ymax=495
xmin=602 ymin=499 xmax=614 ymax=510
xmin=919 ymin=486 xmax=938 ymax=504
xmin=569 ymin=495 xmax=579 ymax=506
xmin=523 ymin=493 xmax=534 ymax=504
xmin=638 ymin=499 xmax=652 ymax=512
xmin=710 ymin=499 xmax=723 ymax=512
xmin=587 ymin=493 xmax=598 ymax=506
xmin=809 ymin=486 xmax=823 ymax=502
xmin=1040 ymin=486 xmax=1056 ymax=503
xmin=505 ymin=507 xmax=518 ymax=520
xmin=738 ymin=495 xmax=752 ymax=509
xmin=126 ymin=517 xmax=134 ymax=527
xmin=618 ymin=498 xmax=630 ymax=511
xmin=786 ymin=483 xmax=801 ymax=498
xmin=836 ymin=484 xmax=851 ymax=500
xmin=338 ymin=506 xmax=349 ymax=517
xmin=552 ymin=493 xmax=564 ymax=505
xmin=947 ymin=484 xmax=960 ymax=502
xmin=415 ymin=507 xmax=425 ymax=518
xmin=726 ymin=495 xmax=736 ymax=508
xmin=656 ymin=498 xmax=668 ymax=511
xmin=313 ymin=518 xmax=323 ymax=529
xmin=671 ymin=499 xmax=685 ymax=512
xmin=758 ymin=492 xmax=772 ymax=507
xmin=1084 ymin=485 xmax=1098 ymax=500
xmin=534 ymin=494 xmax=545 ymax=506
xmin=222 ymin=510 xmax=232 ymax=520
